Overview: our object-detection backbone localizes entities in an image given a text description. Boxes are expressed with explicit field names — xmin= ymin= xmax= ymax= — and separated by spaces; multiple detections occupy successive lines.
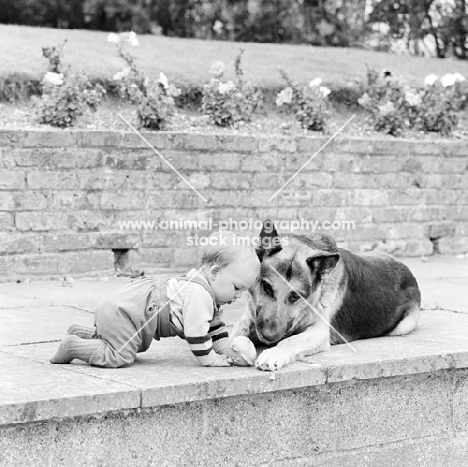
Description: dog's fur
xmin=231 ymin=222 xmax=421 ymax=371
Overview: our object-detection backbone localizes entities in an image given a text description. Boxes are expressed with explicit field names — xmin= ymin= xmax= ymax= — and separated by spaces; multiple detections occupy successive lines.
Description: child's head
xmin=201 ymin=231 xmax=260 ymax=305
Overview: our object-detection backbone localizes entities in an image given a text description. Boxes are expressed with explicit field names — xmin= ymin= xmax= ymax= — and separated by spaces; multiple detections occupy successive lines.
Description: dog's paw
xmin=255 ymin=347 xmax=293 ymax=372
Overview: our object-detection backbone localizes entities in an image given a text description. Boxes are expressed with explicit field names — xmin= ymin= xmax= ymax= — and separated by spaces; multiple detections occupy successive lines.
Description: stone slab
xmin=0 ymin=352 xmax=140 ymax=425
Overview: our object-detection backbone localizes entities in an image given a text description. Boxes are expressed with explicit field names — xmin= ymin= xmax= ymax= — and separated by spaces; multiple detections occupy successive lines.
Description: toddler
xmin=50 ymin=232 xmax=260 ymax=368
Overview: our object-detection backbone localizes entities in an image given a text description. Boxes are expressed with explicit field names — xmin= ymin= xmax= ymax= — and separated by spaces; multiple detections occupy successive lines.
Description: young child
xmin=50 ymin=232 xmax=260 ymax=368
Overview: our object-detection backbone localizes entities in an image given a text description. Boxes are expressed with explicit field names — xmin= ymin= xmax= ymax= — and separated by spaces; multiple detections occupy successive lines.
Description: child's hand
xmin=207 ymin=353 xmax=231 ymax=367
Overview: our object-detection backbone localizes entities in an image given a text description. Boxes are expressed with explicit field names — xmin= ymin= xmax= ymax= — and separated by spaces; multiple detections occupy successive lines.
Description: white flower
xmin=107 ymin=33 xmax=120 ymax=44
xmin=441 ymin=73 xmax=456 ymax=87
xmin=424 ymin=74 xmax=438 ymax=86
xmin=378 ymin=101 xmax=395 ymax=117
xmin=213 ymin=20 xmax=223 ymax=34
xmin=404 ymin=89 xmax=422 ymax=107
xmin=113 ymin=67 xmax=131 ymax=81
xmin=43 ymin=72 xmax=64 ymax=86
xmin=209 ymin=61 xmax=225 ymax=76
xmin=128 ymin=31 xmax=139 ymax=47
xmin=218 ymin=80 xmax=235 ymax=95
xmin=276 ymin=87 xmax=293 ymax=106
xmin=319 ymin=86 xmax=331 ymax=97
xmin=167 ymin=85 xmax=181 ymax=98
xmin=159 ymin=72 xmax=169 ymax=89
xmin=309 ymin=77 xmax=322 ymax=87
xmin=358 ymin=92 xmax=371 ymax=107
xmin=453 ymin=72 xmax=466 ymax=83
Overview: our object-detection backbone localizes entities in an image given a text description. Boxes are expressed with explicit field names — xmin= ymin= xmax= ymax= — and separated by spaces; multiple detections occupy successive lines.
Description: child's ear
xmin=209 ymin=263 xmax=220 ymax=279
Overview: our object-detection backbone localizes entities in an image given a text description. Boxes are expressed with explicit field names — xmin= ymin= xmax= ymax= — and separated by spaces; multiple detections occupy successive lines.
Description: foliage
xmin=38 ymin=71 xmax=105 ymax=128
xmin=276 ymin=69 xmax=331 ymax=131
xmin=358 ymin=66 xmax=466 ymax=136
xmin=109 ymin=32 xmax=180 ymax=129
xmin=202 ymin=49 xmax=262 ymax=127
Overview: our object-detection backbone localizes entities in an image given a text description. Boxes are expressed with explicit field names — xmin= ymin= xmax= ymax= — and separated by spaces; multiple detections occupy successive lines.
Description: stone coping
xmin=0 ymin=129 xmax=466 ymax=155
xmin=1 ymin=308 xmax=467 ymax=427
xmin=1 ymin=256 xmax=467 ymax=426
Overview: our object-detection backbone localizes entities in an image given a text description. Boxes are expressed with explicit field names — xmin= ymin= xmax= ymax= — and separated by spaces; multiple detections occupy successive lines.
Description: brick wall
xmin=0 ymin=130 xmax=467 ymax=280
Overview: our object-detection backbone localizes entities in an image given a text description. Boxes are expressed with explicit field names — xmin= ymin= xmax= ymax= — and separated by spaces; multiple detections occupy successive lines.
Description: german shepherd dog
xmin=231 ymin=221 xmax=421 ymax=371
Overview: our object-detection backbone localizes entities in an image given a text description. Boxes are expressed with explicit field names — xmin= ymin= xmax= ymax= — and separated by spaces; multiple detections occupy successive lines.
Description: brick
xmin=46 ymin=191 xmax=96 ymax=210
xmin=351 ymin=189 xmax=389 ymax=206
xmin=437 ymin=236 xmax=468 ymax=254
xmin=94 ymin=232 xmax=141 ymax=249
xmin=150 ymin=191 xmax=207 ymax=209
xmin=175 ymin=172 xmax=212 ymax=190
xmin=425 ymin=189 xmax=459 ymax=205
xmin=12 ymin=191 xmax=47 ymax=211
xmin=78 ymin=170 xmax=103 ymax=190
xmin=15 ymin=212 xmax=70 ymax=232
xmin=438 ymin=158 xmax=466 ymax=173
xmin=388 ymin=189 xmax=426 ymax=205
xmin=0 ymin=170 xmax=25 ymax=189
xmin=240 ymin=153 xmax=280 ymax=172
xmin=174 ymin=247 xmax=200 ymax=266
xmin=345 ymin=223 xmax=388 ymax=242
xmin=0 ymin=192 xmax=15 ymax=210
xmin=141 ymin=231 xmax=188 ymax=248
xmin=257 ymin=137 xmax=298 ymax=153
xmin=398 ymin=239 xmax=434 ymax=256
xmin=407 ymin=206 xmax=443 ymax=222
xmin=130 ymin=247 xmax=174 ymax=267
xmin=102 ymin=150 xmax=152 ymax=170
xmin=0 ymin=212 xmax=14 ymax=231
xmin=0 ymin=150 xmax=16 ymax=168
xmin=197 ymin=152 xmax=241 ymax=171
xmin=0 ymin=250 xmax=114 ymax=275
xmin=69 ymin=211 xmax=111 ymax=231
xmin=148 ymin=173 xmax=176 ymax=190
xmin=27 ymin=171 xmax=78 ymax=190
xmin=211 ymin=173 xmax=250 ymax=190
xmin=28 ymin=149 xmax=75 ymax=168
xmin=101 ymin=171 xmax=151 ymax=190
xmin=0 ymin=233 xmax=44 ymax=254
xmin=43 ymin=233 xmax=97 ymax=251
xmin=290 ymin=173 xmax=333 ymax=189
xmin=71 ymin=148 xmax=103 ymax=168
xmin=335 ymin=373 xmax=452 ymax=449
xmin=373 ymin=207 xmax=409 ymax=223
xmin=425 ymin=222 xmax=456 ymax=239
xmin=275 ymin=191 xmax=314 ymax=208
xmin=101 ymin=191 xmax=149 ymax=210
xmin=160 ymin=150 xmax=197 ymax=170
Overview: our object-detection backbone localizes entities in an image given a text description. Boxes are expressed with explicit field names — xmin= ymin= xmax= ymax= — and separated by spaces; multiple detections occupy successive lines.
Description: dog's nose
xmin=258 ymin=319 xmax=282 ymax=343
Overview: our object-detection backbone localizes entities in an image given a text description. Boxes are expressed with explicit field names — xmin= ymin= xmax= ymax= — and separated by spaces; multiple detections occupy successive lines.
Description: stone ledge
xmin=1 ymin=307 xmax=467 ymax=426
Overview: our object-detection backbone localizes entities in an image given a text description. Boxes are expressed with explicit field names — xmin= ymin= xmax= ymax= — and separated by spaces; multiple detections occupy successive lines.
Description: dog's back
xmin=329 ymin=249 xmax=421 ymax=344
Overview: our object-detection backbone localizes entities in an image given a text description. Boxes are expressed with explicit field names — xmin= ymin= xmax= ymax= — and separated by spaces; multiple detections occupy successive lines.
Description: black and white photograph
xmin=0 ymin=0 xmax=467 ymax=465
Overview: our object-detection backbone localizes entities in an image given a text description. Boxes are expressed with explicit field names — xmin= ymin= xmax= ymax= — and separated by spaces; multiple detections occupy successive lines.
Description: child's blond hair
xmin=200 ymin=231 xmax=259 ymax=268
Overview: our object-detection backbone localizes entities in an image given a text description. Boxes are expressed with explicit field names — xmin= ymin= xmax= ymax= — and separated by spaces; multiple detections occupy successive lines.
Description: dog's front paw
xmin=255 ymin=347 xmax=293 ymax=371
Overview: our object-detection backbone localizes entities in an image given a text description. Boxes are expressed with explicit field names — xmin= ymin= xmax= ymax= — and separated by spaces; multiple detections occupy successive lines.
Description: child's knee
xmin=88 ymin=341 xmax=136 ymax=368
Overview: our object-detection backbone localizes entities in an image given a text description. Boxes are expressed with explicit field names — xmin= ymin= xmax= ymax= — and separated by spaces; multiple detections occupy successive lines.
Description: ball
xmin=227 ymin=336 xmax=257 ymax=366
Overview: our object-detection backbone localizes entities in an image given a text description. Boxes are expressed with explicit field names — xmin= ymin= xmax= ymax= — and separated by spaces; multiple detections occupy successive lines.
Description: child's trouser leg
xmin=50 ymin=335 xmax=103 ymax=364
xmin=67 ymin=323 xmax=97 ymax=339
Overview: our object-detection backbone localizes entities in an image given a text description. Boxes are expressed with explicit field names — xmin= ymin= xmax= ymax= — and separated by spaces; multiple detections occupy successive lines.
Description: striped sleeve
xmin=182 ymin=283 xmax=220 ymax=366
xmin=208 ymin=309 xmax=229 ymax=353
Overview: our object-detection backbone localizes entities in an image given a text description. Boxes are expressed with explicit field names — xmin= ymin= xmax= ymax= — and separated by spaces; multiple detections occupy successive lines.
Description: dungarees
xmin=89 ymin=275 xmax=216 ymax=368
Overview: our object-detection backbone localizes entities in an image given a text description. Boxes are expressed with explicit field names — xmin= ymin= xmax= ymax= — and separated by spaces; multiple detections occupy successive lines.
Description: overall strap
xmin=176 ymin=275 xmax=217 ymax=307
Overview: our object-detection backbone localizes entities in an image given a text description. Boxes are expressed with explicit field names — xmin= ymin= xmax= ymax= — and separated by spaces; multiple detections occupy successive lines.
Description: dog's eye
xmin=289 ymin=292 xmax=301 ymax=303
xmin=262 ymin=281 xmax=274 ymax=296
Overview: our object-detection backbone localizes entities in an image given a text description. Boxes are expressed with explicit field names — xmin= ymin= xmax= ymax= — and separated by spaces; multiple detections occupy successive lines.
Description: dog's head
xmin=250 ymin=220 xmax=340 ymax=346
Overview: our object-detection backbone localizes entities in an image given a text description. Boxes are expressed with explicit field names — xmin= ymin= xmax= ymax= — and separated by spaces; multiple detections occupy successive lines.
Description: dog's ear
xmin=306 ymin=252 xmax=340 ymax=278
xmin=256 ymin=219 xmax=282 ymax=261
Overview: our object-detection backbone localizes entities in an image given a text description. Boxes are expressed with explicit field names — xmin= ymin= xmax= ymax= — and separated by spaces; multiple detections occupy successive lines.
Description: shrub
xmin=276 ymin=69 xmax=330 ymax=131
xmin=37 ymin=71 xmax=105 ymax=128
xmin=358 ymin=66 xmax=466 ymax=136
xmin=37 ymin=41 xmax=105 ymax=128
xmin=202 ymin=48 xmax=263 ymax=127
xmin=109 ymin=32 xmax=180 ymax=130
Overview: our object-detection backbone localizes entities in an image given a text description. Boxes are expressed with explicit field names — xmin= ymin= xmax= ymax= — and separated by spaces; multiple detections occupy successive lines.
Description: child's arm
xmin=208 ymin=311 xmax=230 ymax=355
xmin=183 ymin=286 xmax=231 ymax=367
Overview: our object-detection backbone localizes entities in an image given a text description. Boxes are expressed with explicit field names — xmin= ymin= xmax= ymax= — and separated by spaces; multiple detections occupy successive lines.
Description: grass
xmin=3 ymin=24 xmax=468 ymax=90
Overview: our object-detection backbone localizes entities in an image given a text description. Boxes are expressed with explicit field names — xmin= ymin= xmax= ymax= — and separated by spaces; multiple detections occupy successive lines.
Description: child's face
xmin=209 ymin=257 xmax=259 ymax=305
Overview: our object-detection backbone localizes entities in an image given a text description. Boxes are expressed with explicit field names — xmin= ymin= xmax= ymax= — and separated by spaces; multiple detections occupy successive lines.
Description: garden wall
xmin=0 ymin=130 xmax=467 ymax=280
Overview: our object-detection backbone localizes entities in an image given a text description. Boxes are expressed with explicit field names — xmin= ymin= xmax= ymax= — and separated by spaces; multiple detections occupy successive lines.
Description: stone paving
xmin=0 ymin=255 xmax=467 ymax=425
